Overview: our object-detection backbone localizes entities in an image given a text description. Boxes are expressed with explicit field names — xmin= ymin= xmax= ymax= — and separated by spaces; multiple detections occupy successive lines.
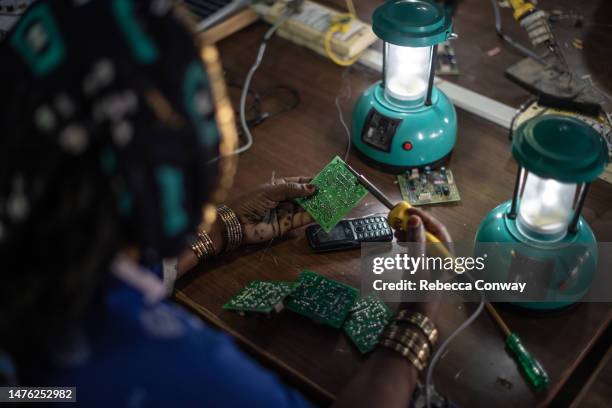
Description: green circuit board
xmin=343 ymin=294 xmax=393 ymax=354
xmin=295 ymin=156 xmax=368 ymax=232
xmin=223 ymin=280 xmax=296 ymax=314
xmin=286 ymin=270 xmax=358 ymax=329
xmin=397 ymin=167 xmax=461 ymax=206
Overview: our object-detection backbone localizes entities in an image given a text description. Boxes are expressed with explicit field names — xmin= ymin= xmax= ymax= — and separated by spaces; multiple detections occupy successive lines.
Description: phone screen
xmin=313 ymin=224 xmax=350 ymax=243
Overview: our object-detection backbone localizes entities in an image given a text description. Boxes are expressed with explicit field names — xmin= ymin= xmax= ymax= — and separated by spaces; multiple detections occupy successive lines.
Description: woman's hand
xmin=394 ymin=207 xmax=452 ymax=245
xmin=229 ymin=176 xmax=316 ymax=244
xmin=175 ymin=177 xmax=314 ymax=279
xmin=335 ymin=208 xmax=452 ymax=408
xmin=393 ymin=207 xmax=452 ymax=320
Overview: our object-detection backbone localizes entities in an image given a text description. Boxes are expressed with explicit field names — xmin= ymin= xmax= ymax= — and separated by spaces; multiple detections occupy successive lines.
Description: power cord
xmin=425 ymin=274 xmax=486 ymax=408
xmin=335 ymin=66 xmax=353 ymax=162
xmin=232 ymin=1 xmax=302 ymax=156
xmin=257 ymin=85 xmax=301 ymax=124
xmin=227 ymin=82 xmax=300 ymax=130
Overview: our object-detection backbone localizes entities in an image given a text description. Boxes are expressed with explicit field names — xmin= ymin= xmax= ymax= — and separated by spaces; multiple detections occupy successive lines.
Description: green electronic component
xmin=295 ymin=156 xmax=368 ymax=232
xmin=397 ymin=168 xmax=460 ymax=206
xmin=343 ymin=294 xmax=393 ymax=354
xmin=286 ymin=269 xmax=358 ymax=329
xmin=223 ymin=280 xmax=296 ymax=314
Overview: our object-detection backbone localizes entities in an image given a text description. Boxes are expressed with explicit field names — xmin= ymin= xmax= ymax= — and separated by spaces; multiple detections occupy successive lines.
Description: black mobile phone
xmin=306 ymin=216 xmax=393 ymax=253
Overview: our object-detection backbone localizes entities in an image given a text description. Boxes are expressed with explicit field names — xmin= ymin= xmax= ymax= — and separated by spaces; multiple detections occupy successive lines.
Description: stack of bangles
xmin=377 ymin=310 xmax=438 ymax=372
xmin=191 ymin=205 xmax=243 ymax=261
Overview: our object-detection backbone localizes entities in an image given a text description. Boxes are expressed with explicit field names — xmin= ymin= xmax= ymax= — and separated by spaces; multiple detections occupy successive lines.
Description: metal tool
xmin=343 ymin=162 xmax=442 ymax=243
xmin=344 ymin=162 xmax=394 ymax=209
xmin=344 ymin=162 xmax=550 ymax=391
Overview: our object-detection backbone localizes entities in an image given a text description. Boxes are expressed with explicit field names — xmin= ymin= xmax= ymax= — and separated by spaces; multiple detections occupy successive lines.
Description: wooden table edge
xmin=540 ymin=306 xmax=612 ymax=407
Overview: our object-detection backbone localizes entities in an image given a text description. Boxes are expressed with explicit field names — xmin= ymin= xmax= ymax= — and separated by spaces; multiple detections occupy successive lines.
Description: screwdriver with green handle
xmin=343 ymin=162 xmax=550 ymax=391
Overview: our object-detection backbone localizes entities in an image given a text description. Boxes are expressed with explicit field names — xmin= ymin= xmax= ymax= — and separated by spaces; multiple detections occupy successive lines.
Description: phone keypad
xmin=351 ymin=217 xmax=392 ymax=241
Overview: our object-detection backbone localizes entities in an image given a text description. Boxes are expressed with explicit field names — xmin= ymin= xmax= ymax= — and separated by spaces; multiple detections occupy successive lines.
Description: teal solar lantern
xmin=352 ymin=0 xmax=457 ymax=172
xmin=475 ymin=115 xmax=609 ymax=310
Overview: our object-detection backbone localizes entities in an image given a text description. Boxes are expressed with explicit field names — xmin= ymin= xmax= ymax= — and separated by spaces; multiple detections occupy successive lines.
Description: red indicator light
xmin=402 ymin=141 xmax=413 ymax=151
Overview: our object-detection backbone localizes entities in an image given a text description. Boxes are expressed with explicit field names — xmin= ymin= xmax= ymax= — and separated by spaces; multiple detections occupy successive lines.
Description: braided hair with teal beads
xmin=0 ymin=0 xmax=221 ymax=380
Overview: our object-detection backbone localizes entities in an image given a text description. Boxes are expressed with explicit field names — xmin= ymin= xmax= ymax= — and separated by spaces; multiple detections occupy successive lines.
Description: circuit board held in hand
xmin=223 ymin=281 xmax=296 ymax=314
xmin=343 ymin=294 xmax=393 ymax=354
xmin=397 ymin=167 xmax=460 ymax=206
xmin=295 ymin=156 xmax=368 ymax=232
xmin=286 ymin=269 xmax=358 ymax=328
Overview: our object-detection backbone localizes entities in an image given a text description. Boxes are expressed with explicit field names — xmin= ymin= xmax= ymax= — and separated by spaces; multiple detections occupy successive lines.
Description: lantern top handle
xmin=372 ymin=0 xmax=453 ymax=47
xmin=512 ymin=115 xmax=609 ymax=183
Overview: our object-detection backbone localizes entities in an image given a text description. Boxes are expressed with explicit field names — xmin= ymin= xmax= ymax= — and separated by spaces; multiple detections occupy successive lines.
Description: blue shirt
xmin=42 ymin=264 xmax=312 ymax=408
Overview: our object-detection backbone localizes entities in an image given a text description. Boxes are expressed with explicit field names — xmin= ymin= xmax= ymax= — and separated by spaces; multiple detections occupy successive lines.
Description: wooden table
xmin=176 ymin=0 xmax=612 ymax=406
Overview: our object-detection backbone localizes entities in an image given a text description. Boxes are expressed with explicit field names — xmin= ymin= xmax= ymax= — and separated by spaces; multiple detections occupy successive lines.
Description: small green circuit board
xmin=397 ymin=167 xmax=460 ymax=206
xmin=223 ymin=281 xmax=296 ymax=314
xmin=343 ymin=294 xmax=393 ymax=354
xmin=286 ymin=269 xmax=358 ymax=329
xmin=295 ymin=156 xmax=368 ymax=232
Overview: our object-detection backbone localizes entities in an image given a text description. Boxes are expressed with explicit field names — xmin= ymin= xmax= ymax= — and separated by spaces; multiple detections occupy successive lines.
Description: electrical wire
xmin=335 ymin=67 xmax=353 ymax=162
xmin=226 ymin=82 xmax=262 ymax=123
xmin=490 ymin=0 xmax=548 ymax=66
xmin=508 ymin=95 xmax=538 ymax=140
xmin=323 ymin=0 xmax=361 ymax=67
xmin=324 ymin=16 xmax=360 ymax=67
xmin=425 ymin=274 xmax=486 ymax=408
xmin=258 ymin=85 xmax=301 ymax=121
xmin=226 ymin=82 xmax=300 ymax=129
xmin=233 ymin=9 xmax=295 ymax=156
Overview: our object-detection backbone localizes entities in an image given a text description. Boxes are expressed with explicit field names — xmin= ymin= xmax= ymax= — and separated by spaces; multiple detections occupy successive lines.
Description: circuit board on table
xmin=343 ymin=294 xmax=393 ymax=354
xmin=223 ymin=280 xmax=296 ymax=314
xmin=397 ymin=167 xmax=461 ymax=206
xmin=295 ymin=156 xmax=368 ymax=233
xmin=286 ymin=269 xmax=358 ymax=329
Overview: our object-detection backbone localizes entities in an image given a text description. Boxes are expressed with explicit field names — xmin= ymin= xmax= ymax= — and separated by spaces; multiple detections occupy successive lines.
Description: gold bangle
xmin=395 ymin=310 xmax=439 ymax=347
xmin=377 ymin=339 xmax=425 ymax=371
xmin=381 ymin=326 xmax=430 ymax=362
xmin=191 ymin=230 xmax=216 ymax=261
xmin=217 ymin=205 xmax=243 ymax=252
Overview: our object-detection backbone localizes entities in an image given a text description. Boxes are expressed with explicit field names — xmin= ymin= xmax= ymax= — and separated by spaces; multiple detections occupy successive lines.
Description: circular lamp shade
xmin=512 ymin=115 xmax=609 ymax=183
xmin=372 ymin=0 xmax=452 ymax=47
xmin=512 ymin=115 xmax=609 ymax=240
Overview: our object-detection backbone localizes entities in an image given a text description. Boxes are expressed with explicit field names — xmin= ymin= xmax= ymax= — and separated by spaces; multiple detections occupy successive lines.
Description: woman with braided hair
xmin=0 ymin=1 xmax=447 ymax=407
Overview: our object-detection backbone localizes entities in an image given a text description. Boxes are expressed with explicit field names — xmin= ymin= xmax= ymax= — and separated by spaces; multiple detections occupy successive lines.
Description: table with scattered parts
xmin=176 ymin=0 xmax=612 ymax=406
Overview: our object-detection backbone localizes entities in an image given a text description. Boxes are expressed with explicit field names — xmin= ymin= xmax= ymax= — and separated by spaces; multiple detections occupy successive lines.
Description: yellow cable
xmin=324 ymin=16 xmax=360 ymax=67
xmin=322 ymin=0 xmax=362 ymax=67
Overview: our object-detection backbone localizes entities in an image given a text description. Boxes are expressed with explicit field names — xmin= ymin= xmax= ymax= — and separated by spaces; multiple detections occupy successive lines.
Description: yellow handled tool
xmin=344 ymin=162 xmax=549 ymax=390
xmin=342 ymin=162 xmax=440 ymax=239
xmin=508 ymin=0 xmax=535 ymax=21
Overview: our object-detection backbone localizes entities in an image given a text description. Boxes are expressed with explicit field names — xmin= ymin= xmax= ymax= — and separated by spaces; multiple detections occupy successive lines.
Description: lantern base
xmin=351 ymin=82 xmax=457 ymax=172
xmin=474 ymin=201 xmax=598 ymax=311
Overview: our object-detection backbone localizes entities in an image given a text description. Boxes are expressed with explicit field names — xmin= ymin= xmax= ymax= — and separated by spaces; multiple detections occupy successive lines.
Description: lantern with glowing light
xmin=475 ymin=115 xmax=609 ymax=310
xmin=352 ymin=0 xmax=457 ymax=171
